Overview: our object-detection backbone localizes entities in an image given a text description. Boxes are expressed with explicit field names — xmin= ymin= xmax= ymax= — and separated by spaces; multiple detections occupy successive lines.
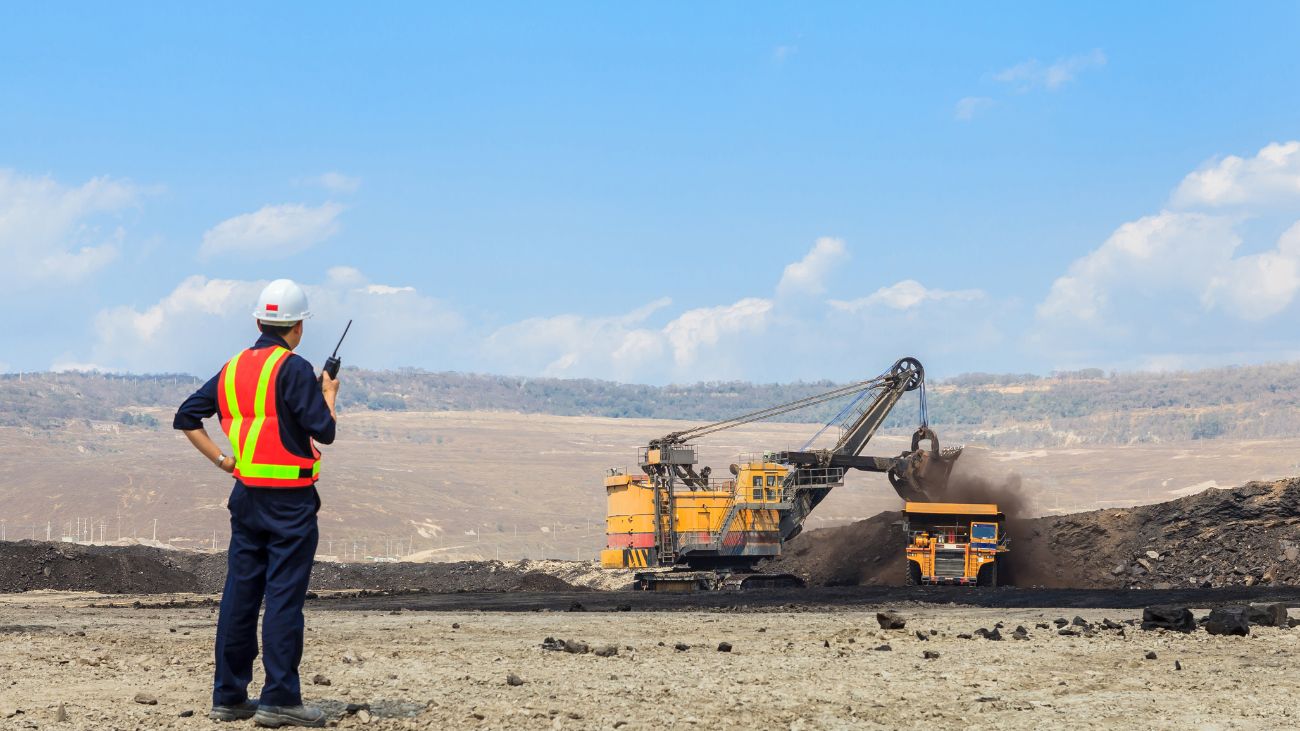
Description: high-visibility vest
xmin=217 ymin=346 xmax=321 ymax=488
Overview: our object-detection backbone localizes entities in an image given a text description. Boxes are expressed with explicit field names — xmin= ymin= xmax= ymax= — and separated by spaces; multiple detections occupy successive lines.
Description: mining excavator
xmin=601 ymin=357 xmax=963 ymax=590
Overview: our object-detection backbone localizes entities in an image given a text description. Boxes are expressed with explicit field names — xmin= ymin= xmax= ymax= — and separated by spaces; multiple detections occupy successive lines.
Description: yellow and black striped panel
xmin=601 ymin=548 xmax=653 ymax=568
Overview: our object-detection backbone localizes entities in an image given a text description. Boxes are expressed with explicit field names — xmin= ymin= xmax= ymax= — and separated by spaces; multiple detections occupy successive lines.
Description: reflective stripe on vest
xmin=218 ymin=346 xmax=321 ymax=487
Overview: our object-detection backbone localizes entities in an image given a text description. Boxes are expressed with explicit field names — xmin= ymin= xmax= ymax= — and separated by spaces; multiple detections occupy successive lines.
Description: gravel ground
xmin=1 ymin=595 xmax=1297 ymax=730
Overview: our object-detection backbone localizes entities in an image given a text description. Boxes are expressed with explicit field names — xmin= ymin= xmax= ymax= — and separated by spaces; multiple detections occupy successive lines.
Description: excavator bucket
xmin=889 ymin=426 xmax=962 ymax=502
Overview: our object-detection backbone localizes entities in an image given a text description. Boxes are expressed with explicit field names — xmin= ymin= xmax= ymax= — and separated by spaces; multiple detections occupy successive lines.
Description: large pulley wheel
xmin=890 ymin=357 xmax=924 ymax=392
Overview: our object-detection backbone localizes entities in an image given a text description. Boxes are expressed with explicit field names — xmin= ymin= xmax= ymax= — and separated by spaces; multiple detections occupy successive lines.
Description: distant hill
xmin=3 ymin=361 xmax=1300 ymax=447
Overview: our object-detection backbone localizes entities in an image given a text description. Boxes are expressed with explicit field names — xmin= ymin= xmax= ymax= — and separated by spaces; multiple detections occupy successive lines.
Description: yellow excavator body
xmin=601 ymin=462 xmax=787 ymax=569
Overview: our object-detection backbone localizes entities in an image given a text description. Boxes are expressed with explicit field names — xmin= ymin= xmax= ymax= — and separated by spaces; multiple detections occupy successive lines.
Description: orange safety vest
xmin=217 ymin=346 xmax=321 ymax=488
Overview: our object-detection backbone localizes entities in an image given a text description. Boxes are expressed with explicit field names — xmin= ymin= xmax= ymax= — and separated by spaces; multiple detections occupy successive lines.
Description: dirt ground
xmin=1 ymin=594 xmax=1296 ymax=730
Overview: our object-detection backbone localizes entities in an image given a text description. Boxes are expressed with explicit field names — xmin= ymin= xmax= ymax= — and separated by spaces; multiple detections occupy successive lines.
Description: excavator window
xmin=765 ymin=474 xmax=777 ymax=500
xmin=752 ymin=475 xmax=763 ymax=501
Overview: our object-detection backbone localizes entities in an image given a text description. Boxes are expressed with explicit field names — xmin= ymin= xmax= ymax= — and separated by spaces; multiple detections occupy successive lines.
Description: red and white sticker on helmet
xmin=266 ymin=304 xmax=279 ymax=312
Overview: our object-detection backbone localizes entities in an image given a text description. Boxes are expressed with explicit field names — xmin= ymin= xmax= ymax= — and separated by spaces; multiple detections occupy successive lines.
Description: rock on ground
xmin=1205 ymin=606 xmax=1251 ymax=636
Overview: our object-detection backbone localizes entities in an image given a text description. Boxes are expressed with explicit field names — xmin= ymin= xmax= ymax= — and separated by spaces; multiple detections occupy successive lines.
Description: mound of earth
xmin=0 ymin=542 xmax=585 ymax=595
xmin=1013 ymin=477 xmax=1300 ymax=589
xmin=769 ymin=477 xmax=1300 ymax=589
xmin=0 ymin=541 xmax=205 ymax=594
xmin=768 ymin=511 xmax=905 ymax=586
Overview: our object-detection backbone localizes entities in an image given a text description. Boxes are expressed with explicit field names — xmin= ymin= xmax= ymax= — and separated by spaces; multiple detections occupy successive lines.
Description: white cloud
xmin=483 ymin=298 xmax=672 ymax=379
xmin=993 ymin=49 xmax=1107 ymax=91
xmin=954 ymin=96 xmax=994 ymax=121
xmin=1202 ymin=221 xmax=1300 ymax=320
xmin=82 ymin=270 xmax=461 ymax=374
xmin=325 ymin=265 xmax=367 ymax=287
xmin=485 ymin=295 xmax=773 ymax=381
xmin=0 ymin=170 xmax=138 ymax=287
xmin=777 ymin=237 xmax=848 ymax=297
xmin=95 ymin=275 xmax=264 ymax=352
xmin=1171 ymin=141 xmax=1300 ymax=208
xmin=363 ymin=284 xmax=416 ymax=295
xmin=830 ymin=280 xmax=985 ymax=313
xmin=482 ymin=236 xmax=1000 ymax=382
xmin=664 ymin=298 xmax=772 ymax=366
xmin=490 ymin=235 xmax=852 ymax=380
xmin=304 ymin=172 xmax=362 ymax=194
xmin=1035 ymin=140 xmax=1300 ymax=366
xmin=67 ymin=233 xmax=998 ymax=382
xmin=199 ymin=202 xmax=343 ymax=260
xmin=1038 ymin=212 xmax=1238 ymax=323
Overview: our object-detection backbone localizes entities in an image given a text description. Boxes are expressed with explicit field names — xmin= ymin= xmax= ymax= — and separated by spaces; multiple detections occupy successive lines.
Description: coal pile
xmin=1014 ymin=477 xmax=1300 ymax=589
xmin=0 ymin=541 xmax=205 ymax=595
xmin=0 ymin=541 xmax=581 ymax=595
xmin=770 ymin=477 xmax=1300 ymax=589
xmin=770 ymin=511 xmax=905 ymax=587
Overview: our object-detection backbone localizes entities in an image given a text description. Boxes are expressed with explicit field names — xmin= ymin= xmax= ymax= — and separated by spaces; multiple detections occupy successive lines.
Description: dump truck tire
xmin=906 ymin=562 xmax=922 ymax=586
xmin=977 ymin=562 xmax=998 ymax=588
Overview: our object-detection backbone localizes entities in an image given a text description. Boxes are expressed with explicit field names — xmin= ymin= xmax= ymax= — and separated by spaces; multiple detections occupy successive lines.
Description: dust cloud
xmin=941 ymin=450 xmax=1031 ymax=520
xmin=937 ymin=451 xmax=1040 ymax=586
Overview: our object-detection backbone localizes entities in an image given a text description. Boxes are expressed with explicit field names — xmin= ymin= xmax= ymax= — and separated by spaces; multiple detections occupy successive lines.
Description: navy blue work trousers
xmin=213 ymin=483 xmax=320 ymax=708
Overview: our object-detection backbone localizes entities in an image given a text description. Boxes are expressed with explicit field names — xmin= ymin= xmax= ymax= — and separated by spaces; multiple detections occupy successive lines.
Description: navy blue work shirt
xmin=173 ymin=332 xmax=336 ymax=476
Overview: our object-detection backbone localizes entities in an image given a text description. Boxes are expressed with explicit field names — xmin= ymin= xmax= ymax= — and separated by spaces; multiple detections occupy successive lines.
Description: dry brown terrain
xmin=0 ymin=593 xmax=1295 ymax=730
xmin=4 ymin=409 xmax=1300 ymax=563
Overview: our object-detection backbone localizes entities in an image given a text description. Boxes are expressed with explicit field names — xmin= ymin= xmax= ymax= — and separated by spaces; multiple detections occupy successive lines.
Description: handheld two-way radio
xmin=322 ymin=319 xmax=352 ymax=379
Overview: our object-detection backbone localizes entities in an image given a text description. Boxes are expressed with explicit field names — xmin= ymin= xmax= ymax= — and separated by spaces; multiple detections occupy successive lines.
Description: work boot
xmin=208 ymin=699 xmax=258 ymax=721
xmin=253 ymin=704 xmax=327 ymax=728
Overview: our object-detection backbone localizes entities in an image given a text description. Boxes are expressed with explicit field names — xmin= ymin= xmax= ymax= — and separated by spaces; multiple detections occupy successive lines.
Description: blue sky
xmin=3 ymin=3 xmax=1300 ymax=383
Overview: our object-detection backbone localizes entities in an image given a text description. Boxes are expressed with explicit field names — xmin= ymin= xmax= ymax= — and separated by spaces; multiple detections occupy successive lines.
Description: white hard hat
xmin=253 ymin=279 xmax=312 ymax=323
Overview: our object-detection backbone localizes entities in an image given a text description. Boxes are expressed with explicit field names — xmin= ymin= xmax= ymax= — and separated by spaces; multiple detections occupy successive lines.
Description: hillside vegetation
xmin=3 ymin=362 xmax=1298 ymax=447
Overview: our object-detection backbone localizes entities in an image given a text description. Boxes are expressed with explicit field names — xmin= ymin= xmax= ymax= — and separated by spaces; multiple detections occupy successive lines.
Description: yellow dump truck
xmin=903 ymin=502 xmax=1007 ymax=586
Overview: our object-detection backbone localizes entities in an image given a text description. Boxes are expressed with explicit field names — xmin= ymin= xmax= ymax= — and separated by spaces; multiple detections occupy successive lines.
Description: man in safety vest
xmin=173 ymin=278 xmax=338 ymax=727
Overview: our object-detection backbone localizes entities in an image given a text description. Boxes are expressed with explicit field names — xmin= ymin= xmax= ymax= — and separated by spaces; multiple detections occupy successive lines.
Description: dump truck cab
xmin=903 ymin=502 xmax=1007 ymax=586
